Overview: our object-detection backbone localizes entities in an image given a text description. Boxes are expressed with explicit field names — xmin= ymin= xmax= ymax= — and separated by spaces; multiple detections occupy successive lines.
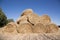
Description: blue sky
xmin=0 ymin=0 xmax=60 ymax=25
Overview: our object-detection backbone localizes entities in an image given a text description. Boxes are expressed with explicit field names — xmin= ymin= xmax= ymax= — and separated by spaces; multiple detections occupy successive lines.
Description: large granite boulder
xmin=17 ymin=9 xmax=40 ymax=25
xmin=21 ymin=9 xmax=33 ymax=16
xmin=39 ymin=14 xmax=51 ymax=25
xmin=33 ymin=23 xmax=47 ymax=33
xmin=46 ymin=23 xmax=59 ymax=33
xmin=27 ymin=13 xmax=40 ymax=25
xmin=16 ymin=15 xmax=28 ymax=25
xmin=1 ymin=22 xmax=18 ymax=34
xmin=17 ymin=23 xmax=33 ymax=34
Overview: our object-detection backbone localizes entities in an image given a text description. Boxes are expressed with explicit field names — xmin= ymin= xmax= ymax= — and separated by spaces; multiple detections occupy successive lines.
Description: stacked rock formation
xmin=16 ymin=9 xmax=59 ymax=33
xmin=0 ymin=9 xmax=60 ymax=40
xmin=0 ymin=9 xmax=59 ymax=34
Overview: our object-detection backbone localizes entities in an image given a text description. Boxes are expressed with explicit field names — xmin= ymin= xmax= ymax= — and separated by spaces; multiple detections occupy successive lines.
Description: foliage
xmin=7 ymin=19 xmax=14 ymax=23
xmin=0 ymin=8 xmax=7 ymax=27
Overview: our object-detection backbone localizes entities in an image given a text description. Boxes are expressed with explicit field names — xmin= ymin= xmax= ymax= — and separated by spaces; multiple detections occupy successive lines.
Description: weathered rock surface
xmin=2 ymin=22 xmax=18 ymax=34
xmin=0 ymin=33 xmax=60 ymax=40
xmin=27 ymin=13 xmax=40 ymax=25
xmin=39 ymin=14 xmax=51 ymax=25
xmin=17 ymin=15 xmax=28 ymax=25
xmin=46 ymin=23 xmax=59 ymax=33
xmin=17 ymin=23 xmax=33 ymax=34
xmin=21 ymin=9 xmax=33 ymax=16
xmin=33 ymin=23 xmax=47 ymax=33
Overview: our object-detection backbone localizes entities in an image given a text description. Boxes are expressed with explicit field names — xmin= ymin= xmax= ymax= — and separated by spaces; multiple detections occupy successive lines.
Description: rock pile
xmin=0 ymin=9 xmax=59 ymax=34
xmin=16 ymin=9 xmax=59 ymax=33
xmin=0 ymin=9 xmax=60 ymax=40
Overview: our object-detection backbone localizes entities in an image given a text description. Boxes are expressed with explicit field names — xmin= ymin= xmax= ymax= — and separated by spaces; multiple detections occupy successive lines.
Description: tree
xmin=7 ymin=19 xmax=14 ymax=23
xmin=0 ymin=8 xmax=7 ymax=27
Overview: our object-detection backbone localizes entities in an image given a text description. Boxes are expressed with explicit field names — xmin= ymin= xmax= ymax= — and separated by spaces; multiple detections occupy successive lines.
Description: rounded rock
xmin=40 ymin=14 xmax=51 ymax=25
xmin=21 ymin=9 xmax=33 ymax=16
xmin=33 ymin=23 xmax=47 ymax=33
xmin=27 ymin=13 xmax=40 ymax=25
xmin=3 ymin=22 xmax=17 ymax=33
xmin=17 ymin=23 xmax=33 ymax=34
xmin=46 ymin=23 xmax=59 ymax=33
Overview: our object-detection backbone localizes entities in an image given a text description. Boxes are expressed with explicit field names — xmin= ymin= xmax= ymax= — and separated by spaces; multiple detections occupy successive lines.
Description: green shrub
xmin=0 ymin=8 xmax=7 ymax=27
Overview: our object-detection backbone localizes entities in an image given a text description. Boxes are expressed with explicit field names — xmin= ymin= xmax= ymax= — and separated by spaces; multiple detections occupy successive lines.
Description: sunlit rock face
xmin=46 ymin=23 xmax=58 ymax=33
xmin=21 ymin=9 xmax=33 ymax=16
xmin=0 ymin=22 xmax=18 ymax=34
xmin=16 ymin=15 xmax=28 ymax=25
xmin=0 ymin=9 xmax=60 ymax=40
xmin=0 ymin=33 xmax=60 ymax=40
xmin=17 ymin=23 xmax=33 ymax=34
xmin=39 ymin=14 xmax=51 ymax=25
xmin=27 ymin=13 xmax=40 ymax=25
xmin=33 ymin=23 xmax=47 ymax=33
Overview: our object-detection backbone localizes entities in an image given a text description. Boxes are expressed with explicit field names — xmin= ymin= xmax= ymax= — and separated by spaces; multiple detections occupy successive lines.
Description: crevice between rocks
xmin=27 ymin=17 xmax=34 ymax=26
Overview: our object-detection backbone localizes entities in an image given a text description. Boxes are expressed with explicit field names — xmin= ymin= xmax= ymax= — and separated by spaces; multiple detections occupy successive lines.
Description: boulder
xmin=2 ymin=22 xmax=18 ymax=34
xmin=46 ymin=23 xmax=59 ymax=33
xmin=17 ymin=23 xmax=33 ymax=34
xmin=21 ymin=9 xmax=33 ymax=16
xmin=16 ymin=15 xmax=29 ymax=25
xmin=39 ymin=14 xmax=51 ymax=25
xmin=33 ymin=23 xmax=47 ymax=33
xmin=16 ymin=9 xmax=40 ymax=25
xmin=27 ymin=13 xmax=40 ymax=25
